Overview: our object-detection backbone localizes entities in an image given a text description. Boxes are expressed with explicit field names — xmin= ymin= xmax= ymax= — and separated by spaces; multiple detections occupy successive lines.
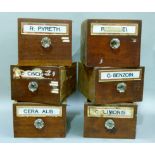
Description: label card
xmin=87 ymin=106 xmax=134 ymax=118
xmin=99 ymin=69 xmax=142 ymax=82
xmin=13 ymin=67 xmax=56 ymax=79
xmin=91 ymin=23 xmax=138 ymax=36
xmin=21 ymin=22 xmax=69 ymax=35
xmin=16 ymin=106 xmax=62 ymax=117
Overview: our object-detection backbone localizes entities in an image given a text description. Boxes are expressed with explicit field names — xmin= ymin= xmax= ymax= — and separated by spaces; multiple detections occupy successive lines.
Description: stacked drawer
xmin=11 ymin=18 xmax=76 ymax=138
xmin=79 ymin=19 xmax=144 ymax=139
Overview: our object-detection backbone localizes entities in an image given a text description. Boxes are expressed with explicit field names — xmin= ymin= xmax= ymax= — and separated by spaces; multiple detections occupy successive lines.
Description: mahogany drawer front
xmin=13 ymin=103 xmax=66 ymax=138
xmin=18 ymin=18 xmax=72 ymax=66
xmin=84 ymin=103 xmax=137 ymax=139
xmin=95 ymin=67 xmax=145 ymax=104
xmin=78 ymin=62 xmax=144 ymax=104
xmin=11 ymin=63 xmax=76 ymax=104
xmin=81 ymin=19 xmax=142 ymax=67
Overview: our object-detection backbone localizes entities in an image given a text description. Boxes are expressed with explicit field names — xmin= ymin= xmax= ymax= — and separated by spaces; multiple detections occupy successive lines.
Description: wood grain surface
xmin=18 ymin=18 xmax=72 ymax=66
xmin=78 ymin=62 xmax=144 ymax=104
xmin=13 ymin=103 xmax=66 ymax=138
xmin=84 ymin=103 xmax=137 ymax=139
xmin=81 ymin=19 xmax=142 ymax=67
xmin=11 ymin=63 xmax=76 ymax=104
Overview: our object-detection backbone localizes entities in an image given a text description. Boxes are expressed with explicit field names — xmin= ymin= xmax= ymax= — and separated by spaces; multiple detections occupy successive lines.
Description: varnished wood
xmin=13 ymin=103 xmax=66 ymax=138
xmin=11 ymin=63 xmax=76 ymax=104
xmin=78 ymin=62 xmax=95 ymax=100
xmin=78 ymin=62 xmax=144 ymax=104
xmin=81 ymin=19 xmax=142 ymax=67
xmin=84 ymin=102 xmax=137 ymax=139
xmin=18 ymin=18 xmax=72 ymax=66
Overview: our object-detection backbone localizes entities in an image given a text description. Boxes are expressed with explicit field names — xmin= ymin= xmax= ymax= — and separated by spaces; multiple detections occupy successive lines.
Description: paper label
xmin=51 ymin=89 xmax=59 ymax=94
xmin=91 ymin=23 xmax=138 ymax=35
xmin=21 ymin=22 xmax=69 ymax=35
xmin=16 ymin=106 xmax=62 ymax=117
xmin=13 ymin=67 xmax=56 ymax=79
xmin=49 ymin=81 xmax=59 ymax=87
xmin=99 ymin=69 xmax=142 ymax=82
xmin=87 ymin=106 xmax=134 ymax=118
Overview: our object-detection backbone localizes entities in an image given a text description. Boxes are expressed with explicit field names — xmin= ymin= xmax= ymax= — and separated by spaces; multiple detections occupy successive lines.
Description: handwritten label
xmin=13 ymin=67 xmax=56 ymax=79
xmin=21 ymin=23 xmax=69 ymax=35
xmin=87 ymin=106 xmax=134 ymax=118
xmin=99 ymin=69 xmax=142 ymax=82
xmin=16 ymin=106 xmax=62 ymax=117
xmin=91 ymin=23 xmax=138 ymax=35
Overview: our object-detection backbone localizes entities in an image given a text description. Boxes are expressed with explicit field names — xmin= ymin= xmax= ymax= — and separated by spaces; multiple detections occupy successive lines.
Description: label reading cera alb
xmin=16 ymin=106 xmax=62 ymax=117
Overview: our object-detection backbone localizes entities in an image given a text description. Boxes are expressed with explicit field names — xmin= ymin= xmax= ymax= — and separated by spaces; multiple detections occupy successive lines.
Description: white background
xmin=0 ymin=12 xmax=155 ymax=143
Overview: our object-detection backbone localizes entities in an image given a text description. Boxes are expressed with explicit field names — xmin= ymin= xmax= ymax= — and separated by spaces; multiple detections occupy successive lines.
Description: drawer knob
xmin=117 ymin=82 xmax=127 ymax=93
xmin=34 ymin=118 xmax=45 ymax=129
xmin=28 ymin=81 xmax=38 ymax=92
xmin=41 ymin=37 xmax=51 ymax=48
xmin=110 ymin=38 xmax=120 ymax=49
xmin=105 ymin=119 xmax=115 ymax=130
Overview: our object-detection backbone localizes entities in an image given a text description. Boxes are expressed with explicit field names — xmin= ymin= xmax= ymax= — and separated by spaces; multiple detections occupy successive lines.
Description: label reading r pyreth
xmin=16 ymin=106 xmax=62 ymax=117
xmin=21 ymin=23 xmax=69 ymax=35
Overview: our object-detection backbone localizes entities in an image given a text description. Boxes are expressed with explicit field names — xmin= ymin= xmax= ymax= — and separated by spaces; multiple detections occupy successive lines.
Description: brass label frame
xmin=87 ymin=106 xmax=134 ymax=118
xmin=98 ymin=68 xmax=142 ymax=82
xmin=91 ymin=23 xmax=139 ymax=36
xmin=21 ymin=22 xmax=69 ymax=35
xmin=16 ymin=106 xmax=62 ymax=117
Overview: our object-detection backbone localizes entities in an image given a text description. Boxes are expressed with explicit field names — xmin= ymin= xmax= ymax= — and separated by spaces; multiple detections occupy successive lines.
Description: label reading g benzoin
xmin=21 ymin=23 xmax=69 ymax=35
xmin=16 ymin=106 xmax=62 ymax=117
xmin=87 ymin=106 xmax=134 ymax=118
xmin=99 ymin=69 xmax=142 ymax=82
xmin=91 ymin=23 xmax=138 ymax=35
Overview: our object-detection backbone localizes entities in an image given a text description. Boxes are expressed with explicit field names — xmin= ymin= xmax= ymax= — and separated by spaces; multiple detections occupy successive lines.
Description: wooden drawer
xmin=81 ymin=19 xmax=142 ymax=67
xmin=13 ymin=103 xmax=66 ymax=138
xmin=84 ymin=103 xmax=137 ymax=139
xmin=78 ymin=62 xmax=144 ymax=104
xmin=11 ymin=63 xmax=76 ymax=104
xmin=18 ymin=18 xmax=72 ymax=66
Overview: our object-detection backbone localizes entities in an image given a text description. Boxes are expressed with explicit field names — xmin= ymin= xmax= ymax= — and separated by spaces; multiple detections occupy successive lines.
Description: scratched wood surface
xmin=11 ymin=63 xmax=76 ymax=105
xmin=18 ymin=18 xmax=72 ymax=66
xmin=84 ymin=103 xmax=137 ymax=139
xmin=78 ymin=62 xmax=144 ymax=104
xmin=13 ymin=103 xmax=66 ymax=138
xmin=81 ymin=19 xmax=142 ymax=67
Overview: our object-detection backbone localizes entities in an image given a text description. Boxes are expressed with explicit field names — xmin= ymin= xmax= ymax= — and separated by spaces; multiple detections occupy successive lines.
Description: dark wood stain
xmin=11 ymin=63 xmax=76 ymax=105
xmin=81 ymin=19 xmax=142 ymax=67
xmin=13 ymin=103 xmax=66 ymax=138
xmin=84 ymin=103 xmax=137 ymax=139
xmin=78 ymin=62 xmax=144 ymax=104
xmin=18 ymin=18 xmax=72 ymax=66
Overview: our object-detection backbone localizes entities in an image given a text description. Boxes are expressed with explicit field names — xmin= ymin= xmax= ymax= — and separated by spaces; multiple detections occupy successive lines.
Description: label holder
xmin=91 ymin=23 xmax=139 ymax=36
xmin=16 ymin=106 xmax=62 ymax=117
xmin=87 ymin=106 xmax=134 ymax=118
xmin=21 ymin=22 xmax=69 ymax=35
xmin=98 ymin=68 xmax=142 ymax=82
